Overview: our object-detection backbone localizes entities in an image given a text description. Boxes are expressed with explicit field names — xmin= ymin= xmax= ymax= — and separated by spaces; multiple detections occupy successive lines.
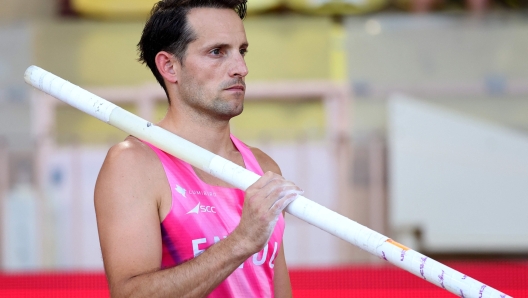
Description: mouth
xmin=224 ymin=85 xmax=245 ymax=92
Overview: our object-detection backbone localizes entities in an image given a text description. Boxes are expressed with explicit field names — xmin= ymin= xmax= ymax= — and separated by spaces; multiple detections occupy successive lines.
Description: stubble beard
xmin=209 ymin=95 xmax=244 ymax=121
xmin=181 ymin=80 xmax=244 ymax=122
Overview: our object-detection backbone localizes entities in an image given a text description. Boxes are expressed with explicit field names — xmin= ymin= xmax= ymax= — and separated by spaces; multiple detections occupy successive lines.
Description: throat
xmin=191 ymin=166 xmax=238 ymax=188
xmin=190 ymin=143 xmax=246 ymax=188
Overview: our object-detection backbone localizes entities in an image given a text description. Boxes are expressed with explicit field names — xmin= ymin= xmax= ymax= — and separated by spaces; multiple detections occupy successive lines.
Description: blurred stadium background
xmin=1 ymin=0 xmax=528 ymax=296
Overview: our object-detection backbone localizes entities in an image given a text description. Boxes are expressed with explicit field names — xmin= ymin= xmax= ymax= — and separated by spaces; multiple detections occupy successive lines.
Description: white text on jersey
xmin=192 ymin=237 xmax=279 ymax=268
xmin=186 ymin=202 xmax=217 ymax=214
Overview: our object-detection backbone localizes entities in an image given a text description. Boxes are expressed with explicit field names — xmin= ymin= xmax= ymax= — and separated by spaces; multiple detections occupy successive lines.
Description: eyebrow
xmin=204 ymin=42 xmax=249 ymax=50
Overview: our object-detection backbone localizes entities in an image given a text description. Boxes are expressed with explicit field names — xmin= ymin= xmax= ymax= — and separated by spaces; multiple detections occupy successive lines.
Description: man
xmin=94 ymin=0 xmax=302 ymax=297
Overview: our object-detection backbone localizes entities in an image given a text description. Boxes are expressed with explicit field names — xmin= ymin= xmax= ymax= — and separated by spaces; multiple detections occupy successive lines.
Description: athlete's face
xmin=178 ymin=8 xmax=248 ymax=121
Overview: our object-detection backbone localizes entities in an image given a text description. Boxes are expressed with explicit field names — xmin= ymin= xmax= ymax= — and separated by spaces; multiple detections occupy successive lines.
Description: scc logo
xmin=187 ymin=202 xmax=216 ymax=214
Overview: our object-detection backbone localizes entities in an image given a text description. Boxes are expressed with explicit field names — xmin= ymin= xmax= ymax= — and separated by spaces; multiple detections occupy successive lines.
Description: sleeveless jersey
xmin=144 ymin=134 xmax=285 ymax=297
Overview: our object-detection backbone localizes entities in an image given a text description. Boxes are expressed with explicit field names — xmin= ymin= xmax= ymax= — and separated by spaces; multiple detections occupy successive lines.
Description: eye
xmin=211 ymin=48 xmax=221 ymax=55
xmin=240 ymin=48 xmax=248 ymax=56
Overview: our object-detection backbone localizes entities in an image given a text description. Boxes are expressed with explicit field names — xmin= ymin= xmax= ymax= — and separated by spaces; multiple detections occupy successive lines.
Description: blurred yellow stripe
xmin=72 ymin=0 xmax=158 ymax=18
xmin=71 ymin=0 xmax=282 ymax=19
xmin=231 ymin=100 xmax=326 ymax=141
xmin=330 ymin=23 xmax=347 ymax=82
xmin=286 ymin=0 xmax=388 ymax=14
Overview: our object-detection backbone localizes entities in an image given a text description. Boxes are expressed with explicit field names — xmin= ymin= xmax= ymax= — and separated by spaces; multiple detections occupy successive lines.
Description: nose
xmin=229 ymin=52 xmax=248 ymax=78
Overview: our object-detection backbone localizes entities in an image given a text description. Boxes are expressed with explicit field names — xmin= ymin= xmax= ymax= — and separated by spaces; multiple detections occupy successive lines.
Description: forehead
xmin=186 ymin=7 xmax=247 ymax=46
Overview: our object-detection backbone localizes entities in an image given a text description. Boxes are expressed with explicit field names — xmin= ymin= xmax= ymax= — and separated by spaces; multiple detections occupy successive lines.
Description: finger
xmin=248 ymin=176 xmax=293 ymax=203
xmin=269 ymin=183 xmax=302 ymax=200
xmin=246 ymin=171 xmax=278 ymax=193
xmin=261 ymin=178 xmax=295 ymax=198
xmin=268 ymin=188 xmax=303 ymax=210
xmin=269 ymin=191 xmax=302 ymax=216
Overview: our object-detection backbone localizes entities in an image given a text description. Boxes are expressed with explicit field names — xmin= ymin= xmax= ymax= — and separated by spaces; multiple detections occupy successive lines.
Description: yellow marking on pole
xmin=387 ymin=239 xmax=410 ymax=251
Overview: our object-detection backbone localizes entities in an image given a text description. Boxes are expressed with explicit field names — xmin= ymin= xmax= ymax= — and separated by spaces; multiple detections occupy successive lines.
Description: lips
xmin=225 ymin=85 xmax=245 ymax=91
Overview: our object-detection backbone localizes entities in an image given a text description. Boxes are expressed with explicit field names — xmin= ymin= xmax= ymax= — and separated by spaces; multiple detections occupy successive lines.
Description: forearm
xmin=111 ymin=234 xmax=251 ymax=298
xmin=273 ymin=244 xmax=292 ymax=298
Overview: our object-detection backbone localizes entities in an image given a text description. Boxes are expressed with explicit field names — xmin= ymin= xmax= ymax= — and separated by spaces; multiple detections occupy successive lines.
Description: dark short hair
xmin=137 ymin=0 xmax=247 ymax=103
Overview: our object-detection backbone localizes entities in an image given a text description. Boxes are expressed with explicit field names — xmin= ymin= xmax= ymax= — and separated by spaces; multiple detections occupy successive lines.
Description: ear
xmin=155 ymin=51 xmax=180 ymax=84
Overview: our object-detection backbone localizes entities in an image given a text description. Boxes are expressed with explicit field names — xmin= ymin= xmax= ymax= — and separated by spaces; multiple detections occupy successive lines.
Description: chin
xmin=221 ymin=104 xmax=244 ymax=120
xmin=211 ymin=96 xmax=243 ymax=119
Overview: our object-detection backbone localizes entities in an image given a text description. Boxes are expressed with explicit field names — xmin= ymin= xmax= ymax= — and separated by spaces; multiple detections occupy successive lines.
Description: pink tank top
xmin=144 ymin=134 xmax=285 ymax=297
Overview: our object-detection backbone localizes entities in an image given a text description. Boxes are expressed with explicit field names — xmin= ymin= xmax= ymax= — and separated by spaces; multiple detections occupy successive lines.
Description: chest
xmin=160 ymin=179 xmax=284 ymax=268
xmin=160 ymin=182 xmax=245 ymax=266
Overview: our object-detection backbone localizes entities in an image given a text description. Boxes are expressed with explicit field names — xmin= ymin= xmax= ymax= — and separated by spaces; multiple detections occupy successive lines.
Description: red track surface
xmin=0 ymin=261 xmax=526 ymax=297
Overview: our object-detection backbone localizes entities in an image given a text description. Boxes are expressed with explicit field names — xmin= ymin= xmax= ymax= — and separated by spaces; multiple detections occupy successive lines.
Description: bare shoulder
xmin=95 ymin=136 xmax=166 ymax=205
xmin=104 ymin=136 xmax=158 ymax=169
xmin=248 ymin=146 xmax=282 ymax=175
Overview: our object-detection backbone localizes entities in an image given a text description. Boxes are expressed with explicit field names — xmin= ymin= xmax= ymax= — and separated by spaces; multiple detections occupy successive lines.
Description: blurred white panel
xmin=388 ymin=94 xmax=528 ymax=252
xmin=79 ymin=148 xmax=106 ymax=269
xmin=2 ymin=182 xmax=40 ymax=270
xmin=46 ymin=148 xmax=79 ymax=268
xmin=45 ymin=147 xmax=106 ymax=270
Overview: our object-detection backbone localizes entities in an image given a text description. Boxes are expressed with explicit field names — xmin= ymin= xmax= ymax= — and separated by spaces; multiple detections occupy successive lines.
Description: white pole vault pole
xmin=24 ymin=65 xmax=511 ymax=298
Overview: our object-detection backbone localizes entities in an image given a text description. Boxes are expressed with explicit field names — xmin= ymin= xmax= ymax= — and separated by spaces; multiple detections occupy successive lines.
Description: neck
xmin=157 ymin=103 xmax=235 ymax=157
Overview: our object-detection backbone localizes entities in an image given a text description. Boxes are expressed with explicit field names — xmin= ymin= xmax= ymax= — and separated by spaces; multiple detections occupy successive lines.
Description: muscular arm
xmin=95 ymin=139 xmax=300 ymax=297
